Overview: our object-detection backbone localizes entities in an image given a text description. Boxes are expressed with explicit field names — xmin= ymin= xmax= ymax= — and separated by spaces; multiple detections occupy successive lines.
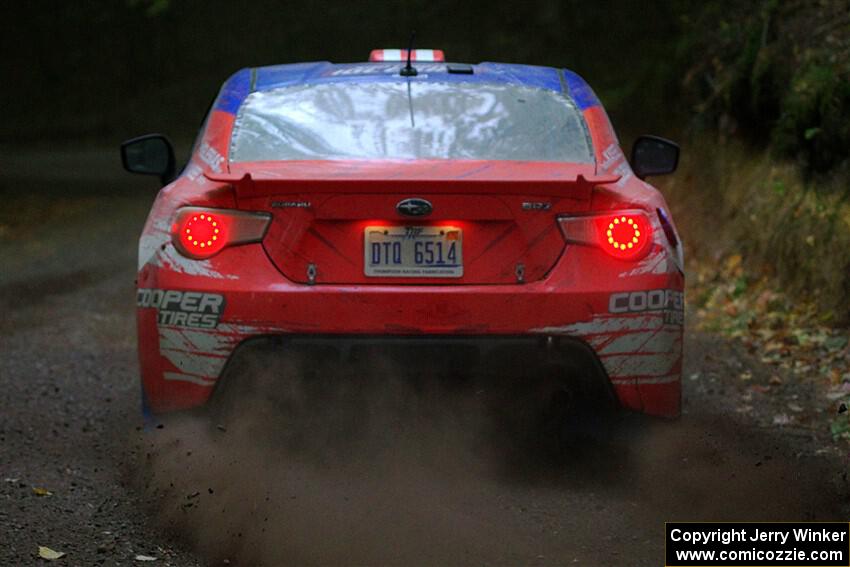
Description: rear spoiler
xmin=205 ymin=171 xmax=621 ymax=199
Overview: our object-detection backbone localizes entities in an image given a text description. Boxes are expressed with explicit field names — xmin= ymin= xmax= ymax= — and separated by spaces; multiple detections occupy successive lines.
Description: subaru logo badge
xmin=396 ymin=198 xmax=432 ymax=217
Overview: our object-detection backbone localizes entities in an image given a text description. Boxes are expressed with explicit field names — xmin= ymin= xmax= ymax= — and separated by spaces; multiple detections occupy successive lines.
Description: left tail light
xmin=558 ymin=210 xmax=653 ymax=261
xmin=172 ymin=207 xmax=271 ymax=259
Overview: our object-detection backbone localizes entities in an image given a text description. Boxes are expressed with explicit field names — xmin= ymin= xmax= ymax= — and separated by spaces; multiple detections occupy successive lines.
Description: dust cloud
xmin=135 ymin=350 xmax=846 ymax=566
xmin=138 ymin=352 xmax=561 ymax=565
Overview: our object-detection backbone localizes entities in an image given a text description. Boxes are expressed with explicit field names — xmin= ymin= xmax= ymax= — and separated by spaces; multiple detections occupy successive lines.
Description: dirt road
xmin=1 ymin=151 xmax=847 ymax=566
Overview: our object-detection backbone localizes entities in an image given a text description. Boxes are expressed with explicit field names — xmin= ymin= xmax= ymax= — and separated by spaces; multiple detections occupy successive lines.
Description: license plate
xmin=364 ymin=226 xmax=463 ymax=278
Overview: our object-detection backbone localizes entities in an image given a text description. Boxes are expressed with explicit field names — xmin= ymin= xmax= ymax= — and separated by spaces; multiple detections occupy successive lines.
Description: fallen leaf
xmin=739 ymin=371 xmax=752 ymax=381
xmin=38 ymin=546 xmax=65 ymax=560
xmin=769 ymin=375 xmax=783 ymax=385
xmin=725 ymin=254 xmax=742 ymax=272
xmin=787 ymin=403 xmax=804 ymax=413
xmin=32 ymin=487 xmax=52 ymax=497
xmin=825 ymin=336 xmax=849 ymax=351
xmin=135 ymin=555 xmax=157 ymax=562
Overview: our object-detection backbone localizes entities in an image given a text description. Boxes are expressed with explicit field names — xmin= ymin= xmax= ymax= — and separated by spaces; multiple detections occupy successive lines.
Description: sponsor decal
xmin=157 ymin=322 xmax=279 ymax=386
xmin=600 ymin=143 xmax=623 ymax=172
xmin=271 ymin=200 xmax=311 ymax=208
xmin=198 ymin=142 xmax=224 ymax=173
xmin=532 ymin=313 xmax=682 ymax=381
xmin=609 ymin=289 xmax=684 ymax=326
xmin=327 ymin=64 xmax=446 ymax=76
xmin=598 ymin=142 xmax=634 ymax=187
xmin=184 ymin=162 xmax=204 ymax=183
xmin=137 ymin=289 xmax=225 ymax=329
xmin=619 ymin=249 xmax=669 ymax=278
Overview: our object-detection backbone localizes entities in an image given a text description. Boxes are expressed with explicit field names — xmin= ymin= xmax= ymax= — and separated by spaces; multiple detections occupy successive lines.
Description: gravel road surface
xmin=1 ymin=151 xmax=847 ymax=566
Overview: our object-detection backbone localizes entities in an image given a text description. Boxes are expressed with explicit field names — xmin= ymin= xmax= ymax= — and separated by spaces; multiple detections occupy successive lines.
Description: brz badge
xmin=396 ymin=198 xmax=433 ymax=217
xmin=522 ymin=201 xmax=551 ymax=211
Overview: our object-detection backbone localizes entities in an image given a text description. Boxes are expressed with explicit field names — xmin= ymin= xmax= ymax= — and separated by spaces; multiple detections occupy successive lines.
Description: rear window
xmin=229 ymin=81 xmax=593 ymax=163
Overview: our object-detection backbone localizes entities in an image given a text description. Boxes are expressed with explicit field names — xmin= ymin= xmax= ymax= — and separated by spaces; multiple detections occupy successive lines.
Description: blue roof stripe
xmin=476 ymin=62 xmax=564 ymax=92
xmin=214 ymin=68 xmax=253 ymax=114
xmin=562 ymin=70 xmax=601 ymax=110
xmin=254 ymin=62 xmax=569 ymax=92
xmin=215 ymin=62 xmax=599 ymax=115
xmin=254 ymin=62 xmax=335 ymax=90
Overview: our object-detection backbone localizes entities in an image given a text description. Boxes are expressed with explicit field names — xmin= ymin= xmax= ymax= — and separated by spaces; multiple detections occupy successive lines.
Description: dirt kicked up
xmin=138 ymin=357 xmax=847 ymax=566
xmin=1 ymin=150 xmax=848 ymax=566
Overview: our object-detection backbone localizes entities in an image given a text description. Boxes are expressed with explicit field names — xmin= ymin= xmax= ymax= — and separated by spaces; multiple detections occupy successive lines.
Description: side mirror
xmin=630 ymin=135 xmax=679 ymax=179
xmin=120 ymin=134 xmax=176 ymax=185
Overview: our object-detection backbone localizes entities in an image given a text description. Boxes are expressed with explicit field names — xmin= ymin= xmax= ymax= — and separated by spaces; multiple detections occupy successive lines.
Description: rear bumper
xmin=210 ymin=334 xmax=619 ymax=410
xmin=137 ymin=243 xmax=684 ymax=418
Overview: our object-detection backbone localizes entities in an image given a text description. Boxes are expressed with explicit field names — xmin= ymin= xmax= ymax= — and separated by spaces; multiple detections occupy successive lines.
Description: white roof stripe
xmin=368 ymin=49 xmax=445 ymax=62
xmin=383 ymin=49 xmax=402 ymax=61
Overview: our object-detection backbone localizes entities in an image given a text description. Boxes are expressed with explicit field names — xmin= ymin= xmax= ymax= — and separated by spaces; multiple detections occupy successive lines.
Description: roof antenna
xmin=400 ymin=30 xmax=418 ymax=77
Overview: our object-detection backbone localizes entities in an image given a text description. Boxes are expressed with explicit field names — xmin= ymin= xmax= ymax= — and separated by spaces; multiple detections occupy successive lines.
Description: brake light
xmin=600 ymin=214 xmax=650 ymax=259
xmin=172 ymin=207 xmax=271 ymax=259
xmin=558 ymin=211 xmax=653 ymax=261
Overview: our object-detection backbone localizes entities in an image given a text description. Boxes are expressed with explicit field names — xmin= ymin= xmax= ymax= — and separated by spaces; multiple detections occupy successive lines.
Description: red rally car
xmin=121 ymin=49 xmax=683 ymax=421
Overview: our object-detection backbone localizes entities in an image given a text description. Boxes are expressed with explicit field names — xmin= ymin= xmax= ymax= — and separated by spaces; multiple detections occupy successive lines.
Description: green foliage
xmin=772 ymin=62 xmax=850 ymax=173
xmin=678 ymin=0 xmax=850 ymax=177
xmin=660 ymin=140 xmax=850 ymax=320
xmin=733 ymin=276 xmax=749 ymax=298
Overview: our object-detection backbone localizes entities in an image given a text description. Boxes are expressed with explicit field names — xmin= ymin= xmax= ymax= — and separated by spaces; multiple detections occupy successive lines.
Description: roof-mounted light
xmin=369 ymin=49 xmax=445 ymax=62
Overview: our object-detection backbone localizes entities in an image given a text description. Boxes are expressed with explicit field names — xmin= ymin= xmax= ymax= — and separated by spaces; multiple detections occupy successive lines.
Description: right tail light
xmin=558 ymin=211 xmax=653 ymax=261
